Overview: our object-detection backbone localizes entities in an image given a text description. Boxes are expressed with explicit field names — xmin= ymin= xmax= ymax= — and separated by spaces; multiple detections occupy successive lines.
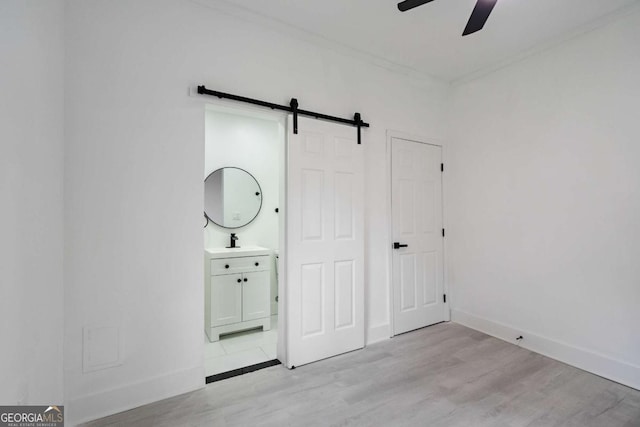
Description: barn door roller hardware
xmin=197 ymin=85 xmax=370 ymax=144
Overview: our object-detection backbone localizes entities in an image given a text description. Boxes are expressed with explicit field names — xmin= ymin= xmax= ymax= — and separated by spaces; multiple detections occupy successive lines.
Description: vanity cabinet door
xmin=242 ymin=271 xmax=271 ymax=322
xmin=211 ymin=274 xmax=243 ymax=327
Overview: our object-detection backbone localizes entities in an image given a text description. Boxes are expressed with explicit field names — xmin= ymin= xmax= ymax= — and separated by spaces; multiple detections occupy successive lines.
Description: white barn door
xmin=286 ymin=116 xmax=364 ymax=368
xmin=392 ymin=138 xmax=445 ymax=335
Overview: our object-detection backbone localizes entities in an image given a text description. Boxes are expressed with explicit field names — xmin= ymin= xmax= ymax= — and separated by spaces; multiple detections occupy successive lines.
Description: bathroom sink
xmin=204 ymin=246 xmax=271 ymax=259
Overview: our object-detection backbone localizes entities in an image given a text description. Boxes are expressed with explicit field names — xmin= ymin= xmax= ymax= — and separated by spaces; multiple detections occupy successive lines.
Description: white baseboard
xmin=366 ymin=323 xmax=391 ymax=346
xmin=451 ymin=309 xmax=640 ymax=391
xmin=67 ymin=366 xmax=205 ymax=426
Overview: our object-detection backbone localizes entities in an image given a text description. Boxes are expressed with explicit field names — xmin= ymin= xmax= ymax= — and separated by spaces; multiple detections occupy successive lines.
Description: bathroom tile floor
xmin=205 ymin=315 xmax=278 ymax=377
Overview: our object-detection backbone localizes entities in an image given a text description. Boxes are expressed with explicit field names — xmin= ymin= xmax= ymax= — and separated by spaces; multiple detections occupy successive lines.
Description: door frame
xmin=385 ymin=130 xmax=450 ymax=338
xmin=202 ymin=99 xmax=290 ymax=368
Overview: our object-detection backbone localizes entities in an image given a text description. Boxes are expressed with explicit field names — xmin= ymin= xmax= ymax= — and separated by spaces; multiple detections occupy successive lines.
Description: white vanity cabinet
xmin=205 ymin=247 xmax=272 ymax=342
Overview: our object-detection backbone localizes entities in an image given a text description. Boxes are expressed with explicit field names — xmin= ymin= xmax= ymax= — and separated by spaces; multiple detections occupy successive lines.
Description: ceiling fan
xmin=398 ymin=0 xmax=498 ymax=36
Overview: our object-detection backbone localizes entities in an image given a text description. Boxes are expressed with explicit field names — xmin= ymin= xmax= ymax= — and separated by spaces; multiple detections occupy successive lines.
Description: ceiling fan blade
xmin=397 ymin=0 xmax=436 ymax=12
xmin=462 ymin=0 xmax=498 ymax=36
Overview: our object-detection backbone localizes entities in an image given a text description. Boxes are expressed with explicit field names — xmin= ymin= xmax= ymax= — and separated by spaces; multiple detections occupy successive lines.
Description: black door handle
xmin=393 ymin=242 xmax=408 ymax=249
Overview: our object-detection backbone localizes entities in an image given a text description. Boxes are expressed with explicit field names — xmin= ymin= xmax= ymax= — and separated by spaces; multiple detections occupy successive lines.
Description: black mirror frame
xmin=204 ymin=166 xmax=263 ymax=230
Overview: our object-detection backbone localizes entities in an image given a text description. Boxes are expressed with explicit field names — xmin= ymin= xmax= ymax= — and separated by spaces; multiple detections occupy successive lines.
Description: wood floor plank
xmin=82 ymin=323 xmax=640 ymax=427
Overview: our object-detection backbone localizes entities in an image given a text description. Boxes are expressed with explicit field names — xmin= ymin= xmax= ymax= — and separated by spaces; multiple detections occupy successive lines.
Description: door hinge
xmin=443 ymin=294 xmax=447 ymax=303
xmin=441 ymin=163 xmax=444 ymax=172
xmin=442 ymin=228 xmax=445 ymax=238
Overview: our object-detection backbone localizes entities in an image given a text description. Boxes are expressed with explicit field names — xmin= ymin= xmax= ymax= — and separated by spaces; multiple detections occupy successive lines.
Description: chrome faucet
xmin=227 ymin=233 xmax=239 ymax=249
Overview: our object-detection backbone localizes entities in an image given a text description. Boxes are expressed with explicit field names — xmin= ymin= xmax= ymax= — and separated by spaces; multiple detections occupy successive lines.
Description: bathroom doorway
xmin=203 ymin=103 xmax=285 ymax=382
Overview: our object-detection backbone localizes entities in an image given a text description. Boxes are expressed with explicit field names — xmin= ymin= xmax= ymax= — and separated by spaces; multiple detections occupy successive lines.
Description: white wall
xmin=448 ymin=9 xmax=640 ymax=389
xmin=0 ymin=1 xmax=65 ymax=405
xmin=63 ymin=0 xmax=448 ymax=423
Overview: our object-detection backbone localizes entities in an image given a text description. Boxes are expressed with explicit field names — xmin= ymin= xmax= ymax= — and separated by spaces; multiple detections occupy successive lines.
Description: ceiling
xmin=218 ymin=0 xmax=639 ymax=82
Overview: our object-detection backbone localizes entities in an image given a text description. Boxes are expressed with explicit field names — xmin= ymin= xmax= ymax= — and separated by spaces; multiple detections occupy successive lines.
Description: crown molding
xmin=452 ymin=2 xmax=640 ymax=86
xmin=189 ymin=0 xmax=448 ymax=89
xmin=190 ymin=0 xmax=640 ymax=88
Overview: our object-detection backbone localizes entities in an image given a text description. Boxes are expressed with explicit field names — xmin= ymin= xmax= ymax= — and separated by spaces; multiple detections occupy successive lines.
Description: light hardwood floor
xmin=83 ymin=323 xmax=640 ymax=426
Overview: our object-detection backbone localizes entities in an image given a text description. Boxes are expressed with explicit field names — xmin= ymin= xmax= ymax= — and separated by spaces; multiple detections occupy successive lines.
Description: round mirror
xmin=204 ymin=167 xmax=262 ymax=229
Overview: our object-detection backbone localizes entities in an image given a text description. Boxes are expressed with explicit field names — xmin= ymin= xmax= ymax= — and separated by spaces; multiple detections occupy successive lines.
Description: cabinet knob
xmin=237 ymin=278 xmax=241 ymax=283
xmin=244 ymin=278 xmax=248 ymax=282
xmin=225 ymin=264 xmax=230 ymax=269
xmin=255 ymin=262 xmax=259 ymax=266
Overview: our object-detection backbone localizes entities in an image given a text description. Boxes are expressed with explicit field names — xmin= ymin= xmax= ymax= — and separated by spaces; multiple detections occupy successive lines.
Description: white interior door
xmin=392 ymin=137 xmax=445 ymax=335
xmin=286 ymin=116 xmax=364 ymax=368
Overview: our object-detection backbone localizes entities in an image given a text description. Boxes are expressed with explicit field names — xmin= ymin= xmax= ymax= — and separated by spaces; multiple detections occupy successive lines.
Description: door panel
xmin=300 ymin=263 xmax=324 ymax=337
xmin=400 ymin=253 xmax=417 ymax=312
xmin=287 ymin=116 xmax=364 ymax=368
xmin=211 ymin=274 xmax=242 ymax=327
xmin=423 ymin=252 xmax=438 ymax=305
xmin=334 ymin=260 xmax=355 ymax=330
xmin=301 ymin=169 xmax=324 ymax=240
xmin=392 ymin=138 xmax=444 ymax=335
xmin=242 ymin=271 xmax=271 ymax=322
xmin=334 ymin=172 xmax=355 ymax=240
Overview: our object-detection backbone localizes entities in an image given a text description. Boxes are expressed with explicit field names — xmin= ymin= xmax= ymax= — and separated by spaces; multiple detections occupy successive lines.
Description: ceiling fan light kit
xmin=397 ymin=0 xmax=498 ymax=36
